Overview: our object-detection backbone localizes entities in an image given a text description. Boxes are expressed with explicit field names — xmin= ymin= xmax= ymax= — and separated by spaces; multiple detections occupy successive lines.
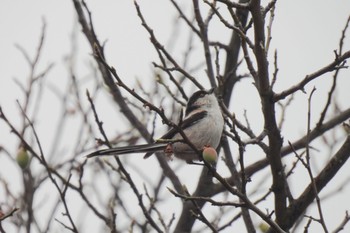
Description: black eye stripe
xmin=185 ymin=104 xmax=200 ymax=116
xmin=187 ymin=90 xmax=207 ymax=109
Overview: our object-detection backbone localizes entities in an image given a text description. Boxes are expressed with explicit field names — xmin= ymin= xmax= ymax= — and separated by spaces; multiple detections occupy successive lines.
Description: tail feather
xmin=86 ymin=143 xmax=167 ymax=158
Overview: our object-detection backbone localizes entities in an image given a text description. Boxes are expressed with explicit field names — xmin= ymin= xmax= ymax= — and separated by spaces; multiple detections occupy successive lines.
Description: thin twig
xmin=317 ymin=16 xmax=350 ymax=127
xmin=86 ymin=90 xmax=162 ymax=232
xmin=332 ymin=211 xmax=350 ymax=233
xmin=0 ymin=208 xmax=19 ymax=222
xmin=134 ymin=0 xmax=203 ymax=89
xmin=306 ymin=87 xmax=329 ymax=232
xmin=274 ymin=51 xmax=350 ymax=101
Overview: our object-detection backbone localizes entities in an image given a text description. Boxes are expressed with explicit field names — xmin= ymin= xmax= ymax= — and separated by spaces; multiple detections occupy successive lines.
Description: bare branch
xmin=284 ymin=134 xmax=350 ymax=230
xmin=250 ymin=0 xmax=287 ymax=226
xmin=193 ymin=0 xmax=216 ymax=87
xmin=134 ymin=0 xmax=204 ymax=89
xmin=274 ymin=51 xmax=350 ymax=101
xmin=306 ymin=88 xmax=329 ymax=232
xmin=0 ymin=208 xmax=19 ymax=222
xmin=332 ymin=211 xmax=350 ymax=233
xmin=317 ymin=16 xmax=350 ymax=127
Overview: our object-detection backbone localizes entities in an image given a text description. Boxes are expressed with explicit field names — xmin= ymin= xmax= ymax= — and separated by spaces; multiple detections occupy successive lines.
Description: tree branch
xmin=284 ymin=134 xmax=350 ymax=230
xmin=250 ymin=0 xmax=286 ymax=226
xmin=274 ymin=50 xmax=350 ymax=102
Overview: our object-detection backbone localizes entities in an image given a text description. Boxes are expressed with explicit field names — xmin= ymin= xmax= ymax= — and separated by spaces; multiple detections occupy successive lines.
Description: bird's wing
xmin=143 ymin=110 xmax=208 ymax=159
xmin=161 ymin=110 xmax=208 ymax=139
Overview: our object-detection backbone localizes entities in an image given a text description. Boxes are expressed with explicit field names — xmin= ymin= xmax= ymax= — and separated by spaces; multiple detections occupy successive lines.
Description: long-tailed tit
xmin=86 ymin=88 xmax=224 ymax=162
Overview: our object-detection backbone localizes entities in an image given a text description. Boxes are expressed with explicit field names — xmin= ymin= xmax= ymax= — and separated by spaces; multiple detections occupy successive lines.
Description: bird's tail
xmin=86 ymin=143 xmax=167 ymax=158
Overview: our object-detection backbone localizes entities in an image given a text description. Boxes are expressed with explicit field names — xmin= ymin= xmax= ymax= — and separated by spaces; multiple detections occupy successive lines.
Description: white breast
xmin=172 ymin=105 xmax=224 ymax=161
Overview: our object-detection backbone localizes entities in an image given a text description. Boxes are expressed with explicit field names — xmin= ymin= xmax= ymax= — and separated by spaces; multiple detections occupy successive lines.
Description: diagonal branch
xmin=211 ymin=107 xmax=350 ymax=199
xmin=284 ymin=134 xmax=350 ymax=230
xmin=134 ymin=0 xmax=203 ymax=89
xmin=193 ymin=0 xmax=216 ymax=87
xmin=316 ymin=17 xmax=350 ymax=127
xmin=222 ymin=0 xmax=250 ymax=105
xmin=243 ymin=107 xmax=350 ymax=180
xmin=71 ymin=0 xmax=183 ymax=195
xmin=274 ymin=51 xmax=350 ymax=102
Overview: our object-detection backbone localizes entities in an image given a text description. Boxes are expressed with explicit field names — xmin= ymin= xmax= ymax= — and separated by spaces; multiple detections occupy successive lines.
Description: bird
xmin=86 ymin=88 xmax=224 ymax=162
